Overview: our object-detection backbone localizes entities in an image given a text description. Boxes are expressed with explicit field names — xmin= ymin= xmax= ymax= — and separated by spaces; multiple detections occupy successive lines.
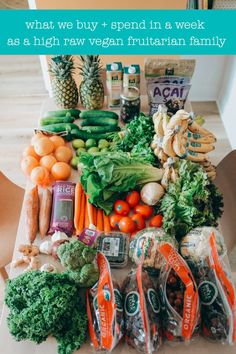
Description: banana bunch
xmin=161 ymin=157 xmax=179 ymax=189
xmin=151 ymin=108 xmax=217 ymax=176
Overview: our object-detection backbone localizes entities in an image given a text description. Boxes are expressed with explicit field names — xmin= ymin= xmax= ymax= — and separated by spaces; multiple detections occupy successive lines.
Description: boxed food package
xmin=106 ymin=62 xmax=123 ymax=108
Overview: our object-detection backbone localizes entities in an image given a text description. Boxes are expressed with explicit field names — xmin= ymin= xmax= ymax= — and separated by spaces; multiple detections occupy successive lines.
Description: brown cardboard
xmin=215 ymin=150 xmax=236 ymax=251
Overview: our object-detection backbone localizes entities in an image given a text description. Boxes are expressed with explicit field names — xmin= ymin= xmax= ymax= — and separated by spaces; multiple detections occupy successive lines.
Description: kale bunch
xmin=5 ymin=271 xmax=87 ymax=354
xmin=57 ymin=240 xmax=99 ymax=287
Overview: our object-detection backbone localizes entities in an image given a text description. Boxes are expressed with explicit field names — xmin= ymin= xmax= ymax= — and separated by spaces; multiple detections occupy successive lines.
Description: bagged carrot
xmin=25 ymin=185 xmax=39 ymax=244
xmin=87 ymin=252 xmax=124 ymax=352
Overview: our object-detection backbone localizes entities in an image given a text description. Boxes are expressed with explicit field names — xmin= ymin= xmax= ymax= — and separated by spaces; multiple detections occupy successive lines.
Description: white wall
xmin=183 ymin=55 xmax=227 ymax=101
xmin=217 ymin=56 xmax=236 ymax=149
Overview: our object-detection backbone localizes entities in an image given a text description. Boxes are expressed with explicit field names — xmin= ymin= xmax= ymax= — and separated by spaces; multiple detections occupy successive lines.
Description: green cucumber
xmin=40 ymin=116 xmax=75 ymax=126
xmin=40 ymin=122 xmax=79 ymax=133
xmin=71 ymin=128 xmax=115 ymax=141
xmin=81 ymin=125 xmax=120 ymax=134
xmin=43 ymin=109 xmax=81 ymax=118
xmin=80 ymin=117 xmax=118 ymax=127
xmin=80 ymin=110 xmax=118 ymax=120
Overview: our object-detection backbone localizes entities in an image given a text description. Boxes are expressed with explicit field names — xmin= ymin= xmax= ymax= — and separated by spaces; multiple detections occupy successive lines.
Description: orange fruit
xmin=30 ymin=166 xmax=51 ymax=187
xmin=51 ymin=162 xmax=71 ymax=180
xmin=34 ymin=137 xmax=55 ymax=156
xmin=22 ymin=145 xmax=40 ymax=160
xmin=49 ymin=135 xmax=65 ymax=149
xmin=40 ymin=155 xmax=57 ymax=171
xmin=31 ymin=132 xmax=44 ymax=145
xmin=54 ymin=146 xmax=73 ymax=163
xmin=21 ymin=156 xmax=39 ymax=175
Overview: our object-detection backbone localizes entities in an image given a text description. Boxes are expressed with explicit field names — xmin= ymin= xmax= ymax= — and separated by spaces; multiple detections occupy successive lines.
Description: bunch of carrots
xmin=74 ymin=182 xmax=111 ymax=235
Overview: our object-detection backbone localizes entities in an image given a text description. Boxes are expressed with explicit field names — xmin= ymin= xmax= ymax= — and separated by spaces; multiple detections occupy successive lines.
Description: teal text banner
xmin=0 ymin=9 xmax=235 ymax=54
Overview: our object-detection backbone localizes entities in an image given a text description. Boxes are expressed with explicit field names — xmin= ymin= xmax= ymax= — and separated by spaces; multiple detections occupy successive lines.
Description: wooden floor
xmin=0 ymin=55 xmax=235 ymax=316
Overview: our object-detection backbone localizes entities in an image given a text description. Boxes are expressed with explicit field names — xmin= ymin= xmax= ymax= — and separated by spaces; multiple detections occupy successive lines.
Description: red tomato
xmin=114 ymin=200 xmax=130 ymax=216
xmin=110 ymin=214 xmax=122 ymax=229
xmin=134 ymin=204 xmax=153 ymax=219
xmin=119 ymin=217 xmax=136 ymax=233
xmin=131 ymin=213 xmax=146 ymax=230
xmin=149 ymin=214 xmax=163 ymax=228
xmin=126 ymin=191 xmax=140 ymax=208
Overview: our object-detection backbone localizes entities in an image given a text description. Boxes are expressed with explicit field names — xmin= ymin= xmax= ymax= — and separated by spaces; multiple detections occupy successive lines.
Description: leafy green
xmin=112 ymin=113 xmax=157 ymax=165
xmin=80 ymin=151 xmax=163 ymax=214
xmin=4 ymin=271 xmax=87 ymax=354
xmin=160 ymin=160 xmax=223 ymax=241
xmin=57 ymin=240 xmax=99 ymax=287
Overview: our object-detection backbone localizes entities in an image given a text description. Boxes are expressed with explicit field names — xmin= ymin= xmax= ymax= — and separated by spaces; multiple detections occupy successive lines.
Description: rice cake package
xmin=49 ymin=181 xmax=75 ymax=236
xmin=87 ymin=252 xmax=124 ymax=352
xmin=180 ymin=228 xmax=236 ymax=344
xmin=145 ymin=59 xmax=195 ymax=116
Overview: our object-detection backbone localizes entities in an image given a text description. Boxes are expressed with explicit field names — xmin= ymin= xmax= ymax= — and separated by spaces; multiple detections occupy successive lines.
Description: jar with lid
xmin=120 ymin=86 xmax=140 ymax=124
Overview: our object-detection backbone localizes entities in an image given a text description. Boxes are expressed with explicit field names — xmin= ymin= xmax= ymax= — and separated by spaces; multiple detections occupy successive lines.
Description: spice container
xmin=106 ymin=62 xmax=123 ymax=108
xmin=120 ymin=86 xmax=140 ymax=124
xmin=96 ymin=232 xmax=129 ymax=268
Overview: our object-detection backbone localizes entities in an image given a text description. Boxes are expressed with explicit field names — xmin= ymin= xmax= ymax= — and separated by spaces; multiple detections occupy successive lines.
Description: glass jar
xmin=120 ymin=86 xmax=140 ymax=124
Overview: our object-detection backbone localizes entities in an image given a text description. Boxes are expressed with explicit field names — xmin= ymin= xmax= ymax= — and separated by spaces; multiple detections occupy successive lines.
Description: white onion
xmin=141 ymin=182 xmax=165 ymax=205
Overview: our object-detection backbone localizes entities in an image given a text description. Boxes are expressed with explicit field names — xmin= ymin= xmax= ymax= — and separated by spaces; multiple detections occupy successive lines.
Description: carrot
xmin=74 ymin=183 xmax=82 ymax=233
xmin=86 ymin=194 xmax=94 ymax=226
xmin=78 ymin=191 xmax=86 ymax=234
xmin=84 ymin=198 xmax=89 ymax=228
xmin=25 ymin=186 xmax=39 ymax=244
xmin=93 ymin=208 xmax=97 ymax=227
xmin=103 ymin=212 xmax=111 ymax=233
xmin=97 ymin=209 xmax=103 ymax=232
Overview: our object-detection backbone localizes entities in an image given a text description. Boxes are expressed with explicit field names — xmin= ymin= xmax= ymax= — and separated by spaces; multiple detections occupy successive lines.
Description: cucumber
xmin=40 ymin=116 xmax=75 ymax=126
xmin=80 ymin=110 xmax=119 ymax=120
xmin=80 ymin=117 xmax=118 ymax=127
xmin=40 ymin=122 xmax=79 ymax=134
xmin=43 ymin=109 xmax=81 ymax=118
xmin=71 ymin=128 xmax=115 ymax=141
xmin=81 ymin=125 xmax=120 ymax=134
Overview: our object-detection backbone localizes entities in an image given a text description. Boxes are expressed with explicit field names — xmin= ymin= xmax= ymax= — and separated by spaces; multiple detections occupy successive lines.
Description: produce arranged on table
xmin=5 ymin=58 xmax=236 ymax=354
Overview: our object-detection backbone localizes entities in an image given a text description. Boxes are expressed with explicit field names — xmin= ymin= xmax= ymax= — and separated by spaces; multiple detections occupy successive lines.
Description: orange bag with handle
xmin=86 ymin=252 xmax=124 ymax=352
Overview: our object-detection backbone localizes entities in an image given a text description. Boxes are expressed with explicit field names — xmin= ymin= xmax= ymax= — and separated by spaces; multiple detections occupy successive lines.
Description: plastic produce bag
xmin=180 ymin=227 xmax=236 ymax=344
xmin=86 ymin=252 xmax=124 ymax=352
xmin=122 ymin=266 xmax=162 ymax=354
xmin=158 ymin=242 xmax=200 ymax=342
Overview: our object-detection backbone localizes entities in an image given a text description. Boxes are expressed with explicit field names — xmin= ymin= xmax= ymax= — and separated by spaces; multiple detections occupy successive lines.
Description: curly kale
xmin=4 ymin=271 xmax=87 ymax=354
xmin=57 ymin=240 xmax=98 ymax=287
xmin=160 ymin=160 xmax=223 ymax=241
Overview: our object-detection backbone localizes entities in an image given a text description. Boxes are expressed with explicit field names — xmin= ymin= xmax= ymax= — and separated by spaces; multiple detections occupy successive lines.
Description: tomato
xmin=114 ymin=200 xmax=130 ymax=216
xmin=126 ymin=191 xmax=140 ymax=208
xmin=149 ymin=214 xmax=163 ymax=228
xmin=119 ymin=217 xmax=136 ymax=233
xmin=131 ymin=214 xmax=146 ymax=230
xmin=110 ymin=214 xmax=122 ymax=229
xmin=134 ymin=204 xmax=153 ymax=219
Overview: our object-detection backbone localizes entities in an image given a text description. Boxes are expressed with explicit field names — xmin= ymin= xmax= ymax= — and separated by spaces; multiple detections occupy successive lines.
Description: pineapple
xmin=49 ymin=55 xmax=78 ymax=109
xmin=79 ymin=55 xmax=104 ymax=109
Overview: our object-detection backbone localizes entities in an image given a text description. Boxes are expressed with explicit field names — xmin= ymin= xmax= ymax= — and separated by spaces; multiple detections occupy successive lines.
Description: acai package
xmin=49 ymin=181 xmax=75 ymax=236
xmin=123 ymin=65 xmax=140 ymax=89
xmin=145 ymin=59 xmax=196 ymax=116
xmin=96 ymin=232 xmax=129 ymax=268
xmin=180 ymin=228 xmax=236 ymax=344
xmin=106 ymin=62 xmax=123 ymax=108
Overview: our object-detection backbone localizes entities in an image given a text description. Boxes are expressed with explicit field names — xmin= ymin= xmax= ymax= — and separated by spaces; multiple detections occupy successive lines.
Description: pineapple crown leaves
xmin=78 ymin=55 xmax=103 ymax=80
xmin=49 ymin=55 xmax=76 ymax=80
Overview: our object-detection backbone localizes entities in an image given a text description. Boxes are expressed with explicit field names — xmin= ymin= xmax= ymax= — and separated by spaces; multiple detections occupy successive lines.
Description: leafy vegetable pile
xmin=80 ymin=151 xmax=163 ymax=214
xmin=160 ymin=160 xmax=223 ymax=241
xmin=112 ymin=113 xmax=157 ymax=165
xmin=57 ymin=240 xmax=99 ymax=287
xmin=5 ymin=271 xmax=87 ymax=354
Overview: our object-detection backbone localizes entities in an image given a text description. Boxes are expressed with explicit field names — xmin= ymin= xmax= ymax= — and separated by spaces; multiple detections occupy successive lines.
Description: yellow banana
xmin=161 ymin=166 xmax=171 ymax=189
xmin=188 ymin=121 xmax=216 ymax=139
xmin=188 ymin=141 xmax=215 ymax=153
xmin=153 ymin=111 xmax=164 ymax=137
xmin=158 ymin=149 xmax=168 ymax=164
xmin=170 ymin=167 xmax=178 ymax=183
xmin=173 ymin=133 xmax=187 ymax=157
xmin=186 ymin=149 xmax=208 ymax=162
xmin=188 ymin=131 xmax=216 ymax=144
xmin=162 ymin=131 xmax=176 ymax=157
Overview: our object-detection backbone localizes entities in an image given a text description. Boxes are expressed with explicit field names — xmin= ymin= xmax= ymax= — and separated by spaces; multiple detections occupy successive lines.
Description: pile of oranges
xmin=21 ymin=133 xmax=73 ymax=187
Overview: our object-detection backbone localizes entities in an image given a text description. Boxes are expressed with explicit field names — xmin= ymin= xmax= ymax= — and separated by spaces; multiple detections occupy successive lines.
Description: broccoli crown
xmin=57 ymin=240 xmax=97 ymax=272
xmin=67 ymin=264 xmax=99 ymax=288
xmin=4 ymin=271 xmax=87 ymax=354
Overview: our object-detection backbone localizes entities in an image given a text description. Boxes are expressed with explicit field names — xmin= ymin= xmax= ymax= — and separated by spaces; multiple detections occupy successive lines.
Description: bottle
xmin=120 ymin=87 xmax=140 ymax=124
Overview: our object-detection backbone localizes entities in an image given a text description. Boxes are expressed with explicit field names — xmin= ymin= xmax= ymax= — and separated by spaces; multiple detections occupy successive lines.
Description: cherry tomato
xmin=134 ymin=204 xmax=153 ymax=219
xmin=131 ymin=213 xmax=146 ymax=230
xmin=149 ymin=214 xmax=163 ymax=228
xmin=125 ymin=191 xmax=140 ymax=208
xmin=114 ymin=200 xmax=130 ymax=216
xmin=119 ymin=217 xmax=136 ymax=233
xmin=110 ymin=214 xmax=122 ymax=229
